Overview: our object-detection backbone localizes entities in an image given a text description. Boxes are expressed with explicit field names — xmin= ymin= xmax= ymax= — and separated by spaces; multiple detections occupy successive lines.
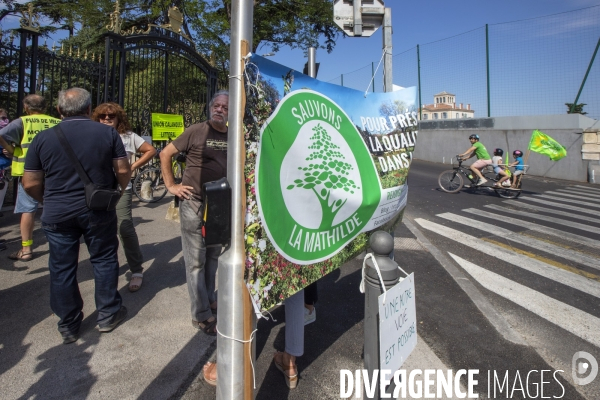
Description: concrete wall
xmin=414 ymin=114 xmax=600 ymax=182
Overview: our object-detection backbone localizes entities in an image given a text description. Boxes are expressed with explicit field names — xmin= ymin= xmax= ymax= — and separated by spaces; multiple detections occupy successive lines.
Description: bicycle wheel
xmin=438 ymin=170 xmax=464 ymax=193
xmin=133 ymin=167 xmax=167 ymax=203
xmin=496 ymin=187 xmax=521 ymax=199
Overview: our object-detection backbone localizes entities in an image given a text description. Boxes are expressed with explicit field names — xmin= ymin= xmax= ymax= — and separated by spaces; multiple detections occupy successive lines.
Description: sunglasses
xmin=98 ymin=114 xmax=116 ymax=120
xmin=0 ymin=116 xmax=8 ymax=121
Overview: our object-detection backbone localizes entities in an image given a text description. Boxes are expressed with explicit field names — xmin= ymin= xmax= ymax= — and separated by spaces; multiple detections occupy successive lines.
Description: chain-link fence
xmin=327 ymin=5 xmax=600 ymax=120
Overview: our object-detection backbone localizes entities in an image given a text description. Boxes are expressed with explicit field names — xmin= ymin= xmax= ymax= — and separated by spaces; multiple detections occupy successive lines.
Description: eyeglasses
xmin=0 ymin=116 xmax=8 ymax=121
xmin=98 ymin=114 xmax=116 ymax=120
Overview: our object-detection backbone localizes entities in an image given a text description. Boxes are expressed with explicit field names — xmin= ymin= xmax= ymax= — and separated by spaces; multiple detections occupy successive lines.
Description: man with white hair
xmin=22 ymin=88 xmax=131 ymax=344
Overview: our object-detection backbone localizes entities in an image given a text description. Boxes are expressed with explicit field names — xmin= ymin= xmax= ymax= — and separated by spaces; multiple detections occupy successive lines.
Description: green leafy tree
xmin=286 ymin=123 xmax=359 ymax=230
xmin=1 ymin=0 xmax=340 ymax=85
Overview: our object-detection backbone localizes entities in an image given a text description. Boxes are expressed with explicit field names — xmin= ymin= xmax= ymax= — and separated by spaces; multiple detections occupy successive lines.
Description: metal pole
xmin=30 ymin=32 xmax=39 ymax=94
xmin=364 ymin=232 xmax=401 ymax=399
xmin=382 ymin=8 xmax=392 ymax=92
xmin=341 ymin=74 xmax=344 ymax=87
xmin=17 ymin=30 xmax=27 ymax=116
xmin=570 ymin=36 xmax=600 ymax=113
xmin=308 ymin=47 xmax=316 ymax=78
xmin=372 ymin=62 xmax=375 ymax=93
xmin=353 ymin=0 xmax=363 ymax=36
xmin=162 ymin=53 xmax=169 ymax=112
xmin=417 ymin=45 xmax=422 ymax=119
xmin=485 ymin=24 xmax=491 ymax=117
xmin=217 ymin=0 xmax=254 ymax=399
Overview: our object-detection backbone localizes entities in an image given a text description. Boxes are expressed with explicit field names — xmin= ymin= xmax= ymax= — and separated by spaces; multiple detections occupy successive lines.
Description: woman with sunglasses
xmin=92 ymin=103 xmax=156 ymax=292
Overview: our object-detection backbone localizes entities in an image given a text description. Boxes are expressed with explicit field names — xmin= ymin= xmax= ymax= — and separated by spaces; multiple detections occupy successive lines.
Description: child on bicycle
xmin=508 ymin=150 xmax=525 ymax=188
xmin=458 ymin=134 xmax=492 ymax=186
xmin=491 ymin=148 xmax=511 ymax=188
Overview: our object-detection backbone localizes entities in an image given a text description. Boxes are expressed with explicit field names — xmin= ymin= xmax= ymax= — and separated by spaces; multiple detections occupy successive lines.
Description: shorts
xmin=472 ymin=159 xmax=492 ymax=169
xmin=513 ymin=170 xmax=524 ymax=176
xmin=493 ymin=166 xmax=504 ymax=174
xmin=14 ymin=181 xmax=39 ymax=214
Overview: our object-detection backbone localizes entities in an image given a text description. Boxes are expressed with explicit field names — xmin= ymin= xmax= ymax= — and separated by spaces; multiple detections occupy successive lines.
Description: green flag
xmin=528 ymin=130 xmax=567 ymax=161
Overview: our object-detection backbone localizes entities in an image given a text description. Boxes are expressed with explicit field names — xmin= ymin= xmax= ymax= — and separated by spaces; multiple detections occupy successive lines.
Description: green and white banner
xmin=245 ymin=55 xmax=418 ymax=311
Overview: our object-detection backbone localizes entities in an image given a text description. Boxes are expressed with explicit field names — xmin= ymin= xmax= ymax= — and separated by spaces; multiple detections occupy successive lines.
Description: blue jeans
xmin=180 ymin=199 xmax=220 ymax=323
xmin=42 ymin=210 xmax=122 ymax=335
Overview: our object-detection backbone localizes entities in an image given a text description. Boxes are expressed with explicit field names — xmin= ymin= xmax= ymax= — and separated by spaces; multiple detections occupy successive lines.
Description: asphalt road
xmin=1 ymin=159 xmax=599 ymax=399
xmin=401 ymin=159 xmax=600 ymax=400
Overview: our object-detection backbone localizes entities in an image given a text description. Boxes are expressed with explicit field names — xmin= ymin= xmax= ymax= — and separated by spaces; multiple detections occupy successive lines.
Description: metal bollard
xmin=364 ymin=231 xmax=402 ymax=399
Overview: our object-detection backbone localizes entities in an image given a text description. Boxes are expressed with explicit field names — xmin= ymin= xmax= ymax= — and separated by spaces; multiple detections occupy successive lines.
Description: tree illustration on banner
xmin=286 ymin=123 xmax=359 ymax=230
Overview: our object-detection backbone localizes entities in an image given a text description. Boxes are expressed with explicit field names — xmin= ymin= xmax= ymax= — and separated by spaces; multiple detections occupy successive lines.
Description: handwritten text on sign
xmin=378 ymin=273 xmax=417 ymax=372
xmin=151 ymin=113 xmax=185 ymax=141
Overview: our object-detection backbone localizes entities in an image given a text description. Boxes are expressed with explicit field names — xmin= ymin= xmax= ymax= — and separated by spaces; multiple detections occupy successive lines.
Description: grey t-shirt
xmin=0 ymin=118 xmax=24 ymax=146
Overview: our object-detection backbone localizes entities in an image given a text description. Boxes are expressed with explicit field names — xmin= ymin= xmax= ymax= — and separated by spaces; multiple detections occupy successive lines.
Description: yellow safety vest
xmin=11 ymin=114 xmax=61 ymax=176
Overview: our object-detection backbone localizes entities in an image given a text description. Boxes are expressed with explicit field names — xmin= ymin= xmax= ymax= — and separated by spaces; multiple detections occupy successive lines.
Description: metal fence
xmin=328 ymin=5 xmax=600 ymax=120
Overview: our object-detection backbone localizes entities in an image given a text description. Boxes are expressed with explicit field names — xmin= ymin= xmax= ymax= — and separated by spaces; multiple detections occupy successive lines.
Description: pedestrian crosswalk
xmin=413 ymin=185 xmax=600 ymax=353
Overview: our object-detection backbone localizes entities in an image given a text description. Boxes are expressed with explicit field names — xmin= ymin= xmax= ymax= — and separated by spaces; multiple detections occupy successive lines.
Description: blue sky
xmin=2 ymin=1 xmax=599 ymax=118
xmin=259 ymin=0 xmax=600 ymax=82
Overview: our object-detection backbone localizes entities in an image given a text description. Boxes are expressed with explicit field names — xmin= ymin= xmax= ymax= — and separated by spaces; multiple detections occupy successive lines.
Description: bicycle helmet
xmin=513 ymin=150 xmax=523 ymax=157
xmin=468 ymin=134 xmax=479 ymax=140
xmin=493 ymin=148 xmax=504 ymax=156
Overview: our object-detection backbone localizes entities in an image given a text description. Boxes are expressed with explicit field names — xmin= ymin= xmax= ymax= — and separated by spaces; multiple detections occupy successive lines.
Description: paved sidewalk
xmin=0 ymin=198 xmax=216 ymax=399
xmin=0 ymin=199 xmax=452 ymax=399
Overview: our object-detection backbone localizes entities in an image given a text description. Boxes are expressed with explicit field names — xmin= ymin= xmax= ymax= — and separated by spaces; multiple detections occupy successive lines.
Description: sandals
xmin=203 ymin=362 xmax=217 ymax=386
xmin=273 ymin=351 xmax=298 ymax=389
xmin=129 ymin=273 xmax=143 ymax=292
xmin=193 ymin=317 xmax=217 ymax=336
xmin=9 ymin=249 xmax=33 ymax=261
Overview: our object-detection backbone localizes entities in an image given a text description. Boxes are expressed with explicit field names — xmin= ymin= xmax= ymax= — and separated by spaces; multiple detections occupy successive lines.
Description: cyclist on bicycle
xmin=491 ymin=148 xmax=511 ymax=188
xmin=458 ymin=134 xmax=492 ymax=186
xmin=509 ymin=150 xmax=525 ymax=188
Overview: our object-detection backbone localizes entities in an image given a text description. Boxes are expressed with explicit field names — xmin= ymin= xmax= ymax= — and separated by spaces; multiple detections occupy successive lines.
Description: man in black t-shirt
xmin=22 ymin=88 xmax=132 ymax=344
xmin=160 ymin=90 xmax=228 ymax=337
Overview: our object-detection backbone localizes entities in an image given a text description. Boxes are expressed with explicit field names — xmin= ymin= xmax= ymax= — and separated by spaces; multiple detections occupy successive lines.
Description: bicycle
xmin=132 ymin=150 xmax=186 ymax=203
xmin=438 ymin=156 xmax=522 ymax=199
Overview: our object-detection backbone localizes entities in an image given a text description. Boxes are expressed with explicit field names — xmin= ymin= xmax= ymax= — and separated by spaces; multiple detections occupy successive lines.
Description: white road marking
xmin=449 ymin=253 xmax=600 ymax=348
xmin=496 ymin=203 xmax=600 ymax=235
xmin=574 ymin=184 xmax=600 ymax=193
xmin=414 ymin=218 xmax=600 ymax=298
xmin=502 ymin=200 xmax=600 ymax=224
xmin=533 ymin=194 xmax=600 ymax=209
xmin=547 ymin=190 xmax=600 ymax=201
xmin=437 ymin=212 xmax=600 ymax=270
xmin=473 ymin=206 xmax=600 ymax=249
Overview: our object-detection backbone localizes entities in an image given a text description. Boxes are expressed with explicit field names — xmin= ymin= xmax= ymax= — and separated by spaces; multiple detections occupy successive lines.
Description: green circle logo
xmin=256 ymin=90 xmax=380 ymax=264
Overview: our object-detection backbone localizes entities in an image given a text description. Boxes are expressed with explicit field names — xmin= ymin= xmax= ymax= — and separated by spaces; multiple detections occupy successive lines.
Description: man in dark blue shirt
xmin=22 ymin=88 xmax=131 ymax=344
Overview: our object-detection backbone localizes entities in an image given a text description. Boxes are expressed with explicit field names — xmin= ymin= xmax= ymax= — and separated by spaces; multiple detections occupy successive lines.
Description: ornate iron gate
xmin=0 ymin=2 xmax=218 ymax=135
xmin=103 ymin=4 xmax=218 ymax=136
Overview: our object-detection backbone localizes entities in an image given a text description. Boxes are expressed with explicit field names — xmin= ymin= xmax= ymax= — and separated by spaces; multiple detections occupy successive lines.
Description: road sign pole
xmin=353 ymin=0 xmax=363 ymax=36
xmin=383 ymin=7 xmax=392 ymax=92
xmin=308 ymin=47 xmax=317 ymax=78
xmin=217 ymin=0 xmax=255 ymax=399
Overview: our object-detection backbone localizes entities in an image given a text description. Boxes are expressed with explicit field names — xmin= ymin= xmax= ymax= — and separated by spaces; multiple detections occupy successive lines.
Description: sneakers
xmin=304 ymin=306 xmax=316 ymax=325
xmin=476 ymin=178 xmax=488 ymax=186
xmin=98 ymin=306 xmax=128 ymax=333
xmin=502 ymin=181 xmax=511 ymax=187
